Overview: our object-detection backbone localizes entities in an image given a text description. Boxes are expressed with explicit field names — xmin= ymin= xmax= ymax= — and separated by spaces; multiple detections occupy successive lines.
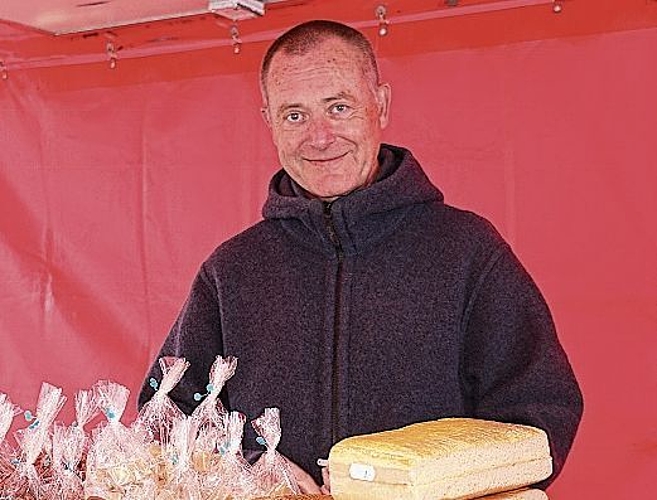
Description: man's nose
xmin=306 ymin=115 xmax=336 ymax=149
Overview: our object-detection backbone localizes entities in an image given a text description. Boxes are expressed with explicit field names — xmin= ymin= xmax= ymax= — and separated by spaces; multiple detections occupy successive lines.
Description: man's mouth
xmin=304 ymin=152 xmax=349 ymax=165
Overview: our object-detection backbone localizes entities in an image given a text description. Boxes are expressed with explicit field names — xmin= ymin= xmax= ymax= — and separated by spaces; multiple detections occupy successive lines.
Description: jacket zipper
xmin=323 ymin=202 xmax=344 ymax=445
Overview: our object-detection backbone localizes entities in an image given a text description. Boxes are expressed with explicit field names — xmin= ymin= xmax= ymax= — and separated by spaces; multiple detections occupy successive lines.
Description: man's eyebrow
xmin=275 ymin=103 xmax=303 ymax=116
xmin=323 ymin=91 xmax=353 ymax=103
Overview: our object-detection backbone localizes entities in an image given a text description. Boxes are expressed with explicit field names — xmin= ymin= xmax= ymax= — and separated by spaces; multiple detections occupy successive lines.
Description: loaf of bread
xmin=481 ymin=488 xmax=548 ymax=499
xmin=252 ymin=494 xmax=546 ymax=500
xmin=251 ymin=489 xmax=547 ymax=500
xmin=251 ymin=488 xmax=547 ymax=500
xmin=328 ymin=418 xmax=552 ymax=500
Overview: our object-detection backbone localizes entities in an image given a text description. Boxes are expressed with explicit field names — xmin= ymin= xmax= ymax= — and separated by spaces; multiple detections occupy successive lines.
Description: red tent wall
xmin=1 ymin=26 xmax=656 ymax=499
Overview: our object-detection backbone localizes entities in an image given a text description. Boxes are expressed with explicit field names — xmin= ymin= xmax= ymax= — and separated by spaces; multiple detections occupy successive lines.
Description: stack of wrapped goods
xmin=328 ymin=418 xmax=553 ymax=500
xmin=0 ymin=355 xmax=299 ymax=499
xmin=0 ymin=357 xmax=552 ymax=500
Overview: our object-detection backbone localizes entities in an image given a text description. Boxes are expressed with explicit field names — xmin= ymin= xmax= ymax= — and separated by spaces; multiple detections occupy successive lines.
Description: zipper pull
xmin=323 ymin=201 xmax=341 ymax=248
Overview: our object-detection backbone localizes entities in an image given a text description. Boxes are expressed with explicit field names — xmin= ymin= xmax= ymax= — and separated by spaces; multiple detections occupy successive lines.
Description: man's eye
xmin=330 ymin=103 xmax=352 ymax=117
xmin=285 ymin=112 xmax=304 ymax=123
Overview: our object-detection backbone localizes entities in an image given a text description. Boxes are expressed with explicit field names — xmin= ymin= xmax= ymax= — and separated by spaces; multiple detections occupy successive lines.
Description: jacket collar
xmin=262 ymin=143 xmax=443 ymax=255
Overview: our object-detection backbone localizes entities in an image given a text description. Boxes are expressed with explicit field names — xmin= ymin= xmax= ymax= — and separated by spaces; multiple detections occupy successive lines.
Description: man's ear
xmin=376 ymin=82 xmax=392 ymax=129
xmin=261 ymin=106 xmax=272 ymax=129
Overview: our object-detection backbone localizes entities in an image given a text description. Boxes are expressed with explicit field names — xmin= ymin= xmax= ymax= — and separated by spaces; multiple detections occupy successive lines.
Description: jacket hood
xmin=262 ymin=144 xmax=444 ymax=255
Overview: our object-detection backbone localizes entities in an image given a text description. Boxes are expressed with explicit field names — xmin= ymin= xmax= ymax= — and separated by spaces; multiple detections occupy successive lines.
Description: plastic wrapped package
xmin=251 ymin=408 xmax=299 ymax=497
xmin=192 ymin=424 xmax=220 ymax=475
xmin=45 ymin=389 xmax=99 ymax=499
xmin=190 ymin=355 xmax=238 ymax=481
xmin=74 ymin=388 xmax=100 ymax=437
xmin=0 ymin=393 xmax=22 ymax=493
xmin=0 ymin=393 xmax=21 ymax=443
xmin=134 ymin=357 xmax=189 ymax=449
xmin=3 ymin=383 xmax=67 ymax=499
xmin=46 ymin=422 xmax=87 ymax=498
xmin=160 ymin=416 xmax=203 ymax=500
xmin=0 ymin=361 xmax=305 ymax=499
xmin=84 ymin=381 xmax=156 ymax=499
xmin=202 ymin=411 xmax=260 ymax=500
xmin=191 ymin=355 xmax=237 ymax=430
xmin=192 ymin=356 xmax=237 ymax=469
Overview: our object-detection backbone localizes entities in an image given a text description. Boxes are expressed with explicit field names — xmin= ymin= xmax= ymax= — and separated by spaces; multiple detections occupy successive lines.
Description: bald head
xmin=260 ymin=20 xmax=380 ymax=101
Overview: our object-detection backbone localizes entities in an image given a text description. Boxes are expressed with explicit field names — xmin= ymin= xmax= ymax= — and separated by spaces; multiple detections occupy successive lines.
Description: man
xmin=139 ymin=20 xmax=583 ymax=493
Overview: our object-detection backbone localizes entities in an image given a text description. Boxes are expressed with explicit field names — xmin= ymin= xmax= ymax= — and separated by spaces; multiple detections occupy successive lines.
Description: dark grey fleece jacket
xmin=139 ymin=144 xmax=583 ymax=487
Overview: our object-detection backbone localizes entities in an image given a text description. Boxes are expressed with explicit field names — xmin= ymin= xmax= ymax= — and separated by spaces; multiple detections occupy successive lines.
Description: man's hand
xmin=320 ymin=461 xmax=331 ymax=495
xmin=284 ymin=456 xmax=323 ymax=494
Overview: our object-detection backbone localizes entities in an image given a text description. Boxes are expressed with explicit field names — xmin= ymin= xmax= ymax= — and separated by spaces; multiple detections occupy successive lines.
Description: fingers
xmin=284 ymin=456 xmax=322 ymax=494
xmin=321 ymin=464 xmax=331 ymax=493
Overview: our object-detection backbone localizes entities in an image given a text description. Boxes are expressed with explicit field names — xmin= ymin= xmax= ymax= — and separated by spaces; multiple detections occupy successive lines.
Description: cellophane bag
xmin=46 ymin=422 xmax=85 ymax=499
xmin=134 ymin=356 xmax=189 ymax=448
xmin=4 ymin=382 xmax=67 ymax=500
xmin=0 ymin=393 xmax=22 ymax=495
xmin=251 ymin=407 xmax=299 ymax=497
xmin=84 ymin=380 xmax=156 ymax=499
xmin=158 ymin=416 xmax=203 ymax=500
xmin=191 ymin=355 xmax=238 ymax=480
xmin=44 ymin=388 xmax=98 ymax=499
xmin=191 ymin=355 xmax=237 ymax=429
xmin=202 ymin=411 xmax=260 ymax=500
xmin=191 ymin=424 xmax=218 ymax=477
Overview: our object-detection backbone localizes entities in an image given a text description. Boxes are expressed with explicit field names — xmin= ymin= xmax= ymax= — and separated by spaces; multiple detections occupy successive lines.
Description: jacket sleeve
xmin=461 ymin=244 xmax=583 ymax=487
xmin=138 ymin=264 xmax=225 ymax=415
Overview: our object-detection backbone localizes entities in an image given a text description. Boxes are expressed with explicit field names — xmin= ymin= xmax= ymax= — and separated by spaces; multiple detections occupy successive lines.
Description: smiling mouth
xmin=304 ymin=152 xmax=349 ymax=164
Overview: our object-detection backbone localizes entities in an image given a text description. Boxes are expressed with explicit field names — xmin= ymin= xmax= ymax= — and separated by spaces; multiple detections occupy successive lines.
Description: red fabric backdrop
xmin=1 ymin=25 xmax=656 ymax=499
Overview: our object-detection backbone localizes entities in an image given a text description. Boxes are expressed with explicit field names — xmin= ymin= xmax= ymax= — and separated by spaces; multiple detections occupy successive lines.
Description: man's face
xmin=262 ymin=37 xmax=391 ymax=201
